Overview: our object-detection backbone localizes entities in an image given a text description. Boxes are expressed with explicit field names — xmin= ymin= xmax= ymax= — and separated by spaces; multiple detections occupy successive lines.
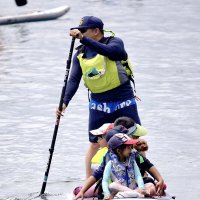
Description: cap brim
xmin=90 ymin=129 xmax=104 ymax=136
xmin=90 ymin=123 xmax=112 ymax=136
xmin=134 ymin=124 xmax=148 ymax=136
xmin=128 ymin=124 xmax=148 ymax=137
xmin=124 ymin=139 xmax=138 ymax=145
xmin=70 ymin=26 xmax=93 ymax=30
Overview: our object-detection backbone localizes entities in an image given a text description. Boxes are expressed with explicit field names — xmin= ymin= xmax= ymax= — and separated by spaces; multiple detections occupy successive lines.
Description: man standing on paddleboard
xmin=57 ymin=16 xmax=141 ymax=178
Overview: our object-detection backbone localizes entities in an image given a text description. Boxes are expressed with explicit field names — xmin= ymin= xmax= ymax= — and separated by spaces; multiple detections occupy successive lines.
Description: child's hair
xmin=114 ymin=116 xmax=135 ymax=129
xmin=112 ymin=144 xmax=127 ymax=156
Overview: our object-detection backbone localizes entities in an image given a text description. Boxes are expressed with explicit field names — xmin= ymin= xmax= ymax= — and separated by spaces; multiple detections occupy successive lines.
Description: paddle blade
xmin=15 ymin=0 xmax=27 ymax=6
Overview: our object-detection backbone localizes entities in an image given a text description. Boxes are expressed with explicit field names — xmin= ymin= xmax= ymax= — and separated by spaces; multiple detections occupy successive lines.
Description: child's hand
xmin=155 ymin=179 xmax=165 ymax=196
xmin=103 ymin=194 xmax=112 ymax=200
xmin=137 ymin=188 xmax=146 ymax=196
xmin=73 ymin=190 xmax=84 ymax=200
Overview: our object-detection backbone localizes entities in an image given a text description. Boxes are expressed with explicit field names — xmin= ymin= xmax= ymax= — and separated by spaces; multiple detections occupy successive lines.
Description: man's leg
xmin=85 ymin=142 xmax=100 ymax=178
xmin=86 ymin=108 xmax=114 ymax=178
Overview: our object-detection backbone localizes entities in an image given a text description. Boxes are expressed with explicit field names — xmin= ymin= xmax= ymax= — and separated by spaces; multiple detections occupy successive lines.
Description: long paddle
xmin=40 ymin=37 xmax=76 ymax=195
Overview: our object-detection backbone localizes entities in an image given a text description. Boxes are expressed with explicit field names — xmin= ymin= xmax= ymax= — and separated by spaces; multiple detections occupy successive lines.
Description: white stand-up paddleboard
xmin=66 ymin=193 xmax=175 ymax=200
xmin=0 ymin=5 xmax=70 ymax=25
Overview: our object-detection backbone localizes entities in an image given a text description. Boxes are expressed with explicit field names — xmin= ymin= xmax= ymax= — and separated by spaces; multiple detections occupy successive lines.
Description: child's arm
xmin=134 ymin=160 xmax=145 ymax=189
xmin=102 ymin=160 xmax=112 ymax=196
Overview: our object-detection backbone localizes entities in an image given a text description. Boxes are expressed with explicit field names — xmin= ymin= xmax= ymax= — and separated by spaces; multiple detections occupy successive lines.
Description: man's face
xmin=80 ymin=28 xmax=98 ymax=40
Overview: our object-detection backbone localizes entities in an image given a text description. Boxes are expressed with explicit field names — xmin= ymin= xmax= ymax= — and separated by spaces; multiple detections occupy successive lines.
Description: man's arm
xmin=80 ymin=36 xmax=127 ymax=61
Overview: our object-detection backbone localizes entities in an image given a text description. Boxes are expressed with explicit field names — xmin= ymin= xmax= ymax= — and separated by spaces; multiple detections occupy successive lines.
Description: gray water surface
xmin=0 ymin=0 xmax=200 ymax=199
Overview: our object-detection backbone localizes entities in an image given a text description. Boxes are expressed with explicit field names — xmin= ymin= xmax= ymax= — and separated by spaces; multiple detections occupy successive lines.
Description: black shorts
xmin=88 ymin=102 xmax=141 ymax=143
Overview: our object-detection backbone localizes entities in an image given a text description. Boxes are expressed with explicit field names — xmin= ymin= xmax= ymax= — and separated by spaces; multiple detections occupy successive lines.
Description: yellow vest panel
xmin=91 ymin=147 xmax=108 ymax=164
xmin=77 ymin=53 xmax=131 ymax=93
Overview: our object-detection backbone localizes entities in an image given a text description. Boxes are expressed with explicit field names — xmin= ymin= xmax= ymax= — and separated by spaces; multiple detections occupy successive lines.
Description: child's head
xmin=114 ymin=116 xmax=148 ymax=139
xmin=108 ymin=133 xmax=138 ymax=159
xmin=134 ymin=139 xmax=149 ymax=152
xmin=114 ymin=116 xmax=135 ymax=128
xmin=105 ymin=125 xmax=128 ymax=142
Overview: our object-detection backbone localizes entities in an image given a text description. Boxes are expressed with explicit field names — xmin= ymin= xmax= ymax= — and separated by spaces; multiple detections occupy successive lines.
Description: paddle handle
xmin=15 ymin=0 xmax=27 ymax=6
xmin=40 ymin=37 xmax=76 ymax=195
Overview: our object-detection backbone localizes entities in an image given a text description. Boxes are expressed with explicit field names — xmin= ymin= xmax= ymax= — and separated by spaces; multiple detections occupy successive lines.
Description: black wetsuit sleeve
xmin=92 ymin=154 xmax=107 ymax=181
xmin=80 ymin=36 xmax=127 ymax=61
xmin=135 ymin=152 xmax=154 ymax=176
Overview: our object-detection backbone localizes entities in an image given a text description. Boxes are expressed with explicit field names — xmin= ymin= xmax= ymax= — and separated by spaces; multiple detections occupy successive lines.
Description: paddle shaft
xmin=40 ymin=37 xmax=76 ymax=195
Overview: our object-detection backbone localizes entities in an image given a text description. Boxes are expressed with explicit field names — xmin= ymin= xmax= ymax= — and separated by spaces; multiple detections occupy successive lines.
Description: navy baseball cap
xmin=71 ymin=16 xmax=104 ymax=30
xmin=105 ymin=125 xmax=128 ymax=142
xmin=108 ymin=133 xmax=138 ymax=150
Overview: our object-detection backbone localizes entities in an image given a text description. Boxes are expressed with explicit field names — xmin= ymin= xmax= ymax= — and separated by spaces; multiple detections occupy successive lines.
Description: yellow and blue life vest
xmin=77 ymin=37 xmax=134 ymax=93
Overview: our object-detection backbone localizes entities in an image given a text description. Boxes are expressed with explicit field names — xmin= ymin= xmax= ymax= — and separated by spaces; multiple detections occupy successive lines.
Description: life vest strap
xmin=87 ymin=88 xmax=91 ymax=102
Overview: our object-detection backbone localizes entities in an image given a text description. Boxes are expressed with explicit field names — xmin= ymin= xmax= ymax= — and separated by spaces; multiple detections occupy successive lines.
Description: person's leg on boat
xmin=73 ymin=184 xmax=98 ymax=198
xmin=109 ymin=181 xmax=134 ymax=192
xmin=109 ymin=182 xmax=144 ymax=198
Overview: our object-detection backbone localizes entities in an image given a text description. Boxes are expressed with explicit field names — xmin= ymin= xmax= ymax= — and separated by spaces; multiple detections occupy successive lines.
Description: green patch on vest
xmin=139 ymin=155 xmax=144 ymax=164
